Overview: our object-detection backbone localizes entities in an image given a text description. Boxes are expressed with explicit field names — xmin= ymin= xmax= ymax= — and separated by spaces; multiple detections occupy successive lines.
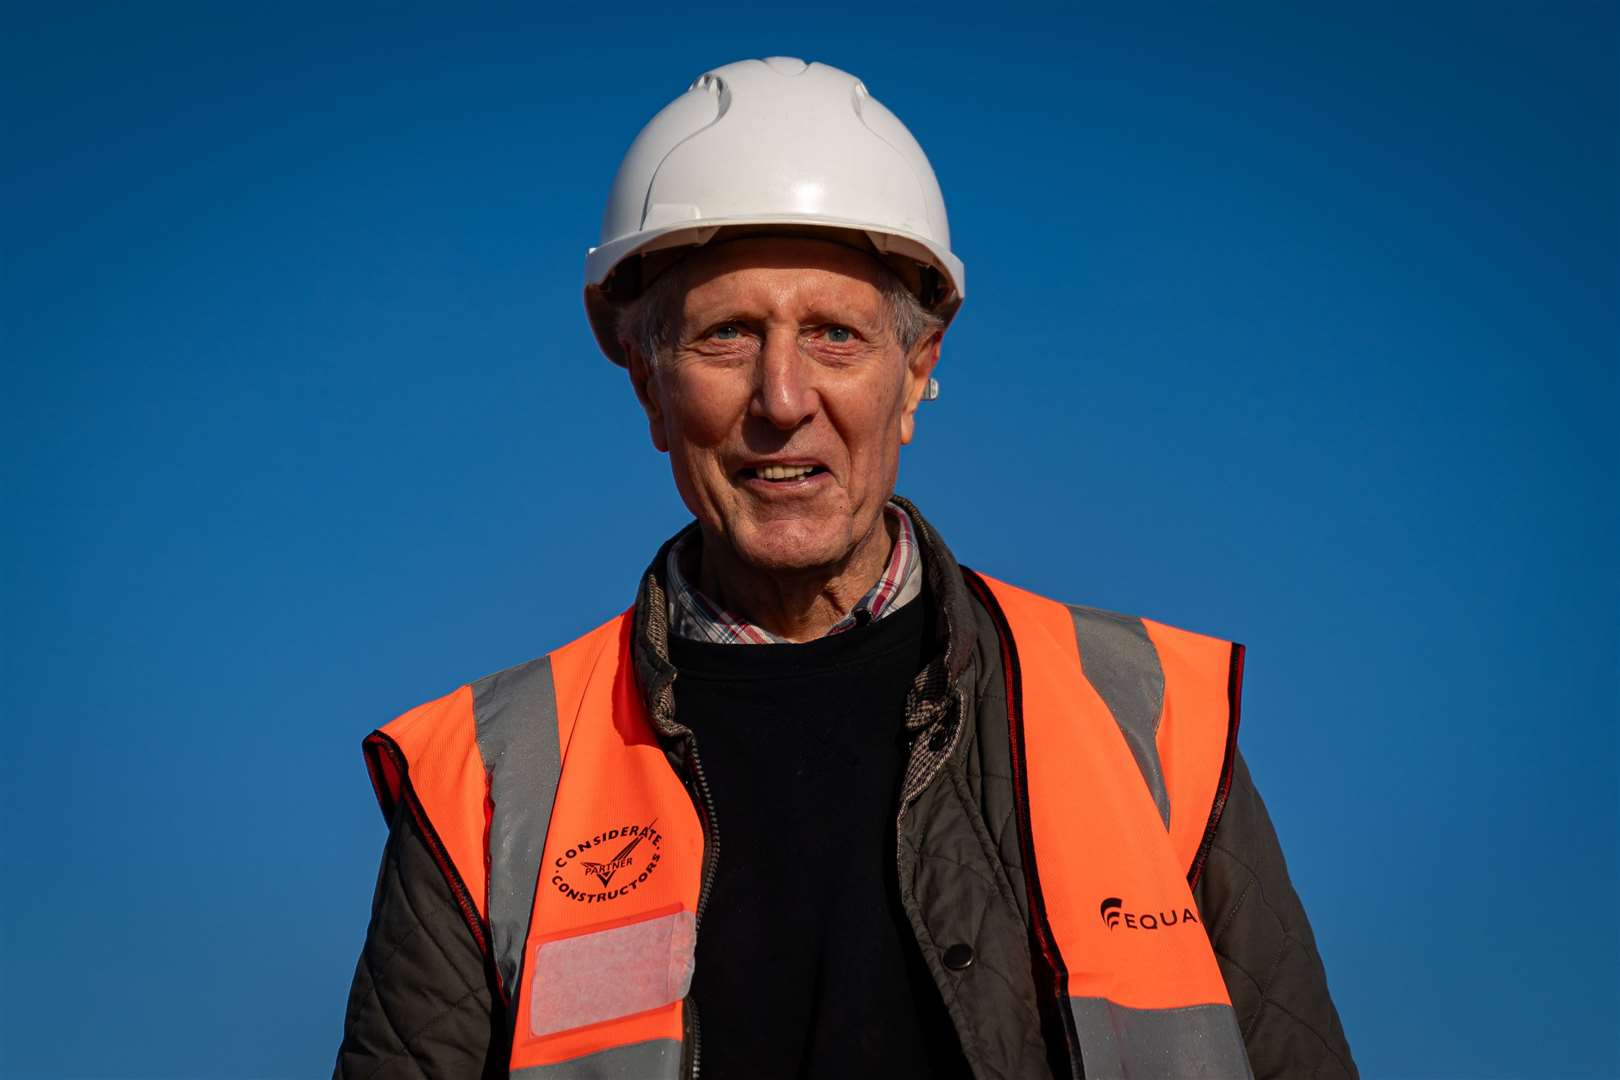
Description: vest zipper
xmin=680 ymin=734 xmax=720 ymax=1079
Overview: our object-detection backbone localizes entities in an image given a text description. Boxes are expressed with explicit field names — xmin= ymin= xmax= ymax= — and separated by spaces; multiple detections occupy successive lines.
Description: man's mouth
xmin=743 ymin=464 xmax=828 ymax=482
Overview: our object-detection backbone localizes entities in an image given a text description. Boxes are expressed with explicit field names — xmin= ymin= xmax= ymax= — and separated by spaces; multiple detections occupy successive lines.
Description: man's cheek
xmin=670 ymin=398 xmax=736 ymax=449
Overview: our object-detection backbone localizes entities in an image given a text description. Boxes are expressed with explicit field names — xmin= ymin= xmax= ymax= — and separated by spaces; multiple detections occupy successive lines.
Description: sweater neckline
xmin=667 ymin=596 xmax=928 ymax=681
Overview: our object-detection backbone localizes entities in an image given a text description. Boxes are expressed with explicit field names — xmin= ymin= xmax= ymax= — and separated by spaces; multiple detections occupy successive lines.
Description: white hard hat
xmin=584 ymin=56 xmax=965 ymax=366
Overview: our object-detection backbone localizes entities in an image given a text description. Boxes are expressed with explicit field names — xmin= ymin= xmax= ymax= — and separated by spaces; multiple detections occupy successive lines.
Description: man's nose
xmin=750 ymin=328 xmax=819 ymax=430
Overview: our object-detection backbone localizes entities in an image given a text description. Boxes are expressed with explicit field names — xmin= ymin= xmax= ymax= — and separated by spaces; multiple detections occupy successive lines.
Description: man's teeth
xmin=756 ymin=465 xmax=815 ymax=481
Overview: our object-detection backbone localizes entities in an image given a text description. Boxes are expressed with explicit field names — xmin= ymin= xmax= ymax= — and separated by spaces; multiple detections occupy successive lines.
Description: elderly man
xmin=335 ymin=58 xmax=1356 ymax=1080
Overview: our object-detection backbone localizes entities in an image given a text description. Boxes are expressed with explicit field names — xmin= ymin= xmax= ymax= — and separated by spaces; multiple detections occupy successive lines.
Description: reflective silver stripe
xmin=1067 ymin=605 xmax=1170 ymax=827
xmin=511 ymin=1038 xmax=683 ymax=1080
xmin=472 ymin=656 xmax=564 ymax=1007
xmin=1069 ymin=997 xmax=1252 ymax=1079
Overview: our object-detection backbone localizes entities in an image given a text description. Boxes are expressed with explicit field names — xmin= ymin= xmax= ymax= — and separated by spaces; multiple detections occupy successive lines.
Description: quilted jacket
xmin=334 ymin=499 xmax=1358 ymax=1079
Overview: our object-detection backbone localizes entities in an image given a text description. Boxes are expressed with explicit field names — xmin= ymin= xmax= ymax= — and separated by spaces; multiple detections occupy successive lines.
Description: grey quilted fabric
xmin=1193 ymin=755 xmax=1358 ymax=1080
xmin=333 ymin=802 xmax=506 ymax=1079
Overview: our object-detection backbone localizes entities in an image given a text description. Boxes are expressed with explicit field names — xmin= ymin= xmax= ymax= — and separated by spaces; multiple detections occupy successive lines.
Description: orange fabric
xmin=508 ymin=612 xmax=703 ymax=1070
xmin=1143 ymin=619 xmax=1236 ymax=874
xmin=979 ymin=575 xmax=1232 ymax=1011
xmin=373 ymin=685 xmax=490 ymax=924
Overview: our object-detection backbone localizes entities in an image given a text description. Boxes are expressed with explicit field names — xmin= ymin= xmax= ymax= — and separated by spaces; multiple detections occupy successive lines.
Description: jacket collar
xmin=629 ymin=496 xmax=979 ymax=740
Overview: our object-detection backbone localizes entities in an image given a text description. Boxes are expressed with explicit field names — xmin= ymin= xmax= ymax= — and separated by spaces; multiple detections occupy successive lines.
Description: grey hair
xmin=616 ymin=254 xmax=943 ymax=370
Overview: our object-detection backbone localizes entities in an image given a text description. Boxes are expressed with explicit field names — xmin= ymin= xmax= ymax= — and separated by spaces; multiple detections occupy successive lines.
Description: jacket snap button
xmin=943 ymin=944 xmax=975 ymax=971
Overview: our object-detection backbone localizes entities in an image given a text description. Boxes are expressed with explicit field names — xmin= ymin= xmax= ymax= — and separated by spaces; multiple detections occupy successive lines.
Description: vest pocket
xmin=528 ymin=907 xmax=697 ymax=1037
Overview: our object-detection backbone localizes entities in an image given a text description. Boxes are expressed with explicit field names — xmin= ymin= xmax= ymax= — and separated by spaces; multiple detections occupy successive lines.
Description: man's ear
xmin=625 ymin=344 xmax=670 ymax=453
xmin=899 ymin=331 xmax=943 ymax=446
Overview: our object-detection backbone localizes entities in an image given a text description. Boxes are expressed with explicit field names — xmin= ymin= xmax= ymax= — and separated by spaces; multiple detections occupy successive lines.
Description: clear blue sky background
xmin=4 ymin=4 xmax=1615 ymax=1077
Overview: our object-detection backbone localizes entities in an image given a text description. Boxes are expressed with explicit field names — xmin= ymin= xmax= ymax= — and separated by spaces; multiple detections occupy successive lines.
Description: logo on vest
xmin=1099 ymin=896 xmax=1199 ymax=932
xmin=549 ymin=819 xmax=663 ymax=904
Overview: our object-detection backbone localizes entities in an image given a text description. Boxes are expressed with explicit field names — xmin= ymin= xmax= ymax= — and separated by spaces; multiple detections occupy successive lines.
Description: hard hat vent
xmin=850 ymin=81 xmax=869 ymax=118
xmin=687 ymin=74 xmax=731 ymax=118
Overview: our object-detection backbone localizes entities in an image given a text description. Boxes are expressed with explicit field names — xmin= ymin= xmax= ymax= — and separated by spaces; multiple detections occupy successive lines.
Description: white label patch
xmin=529 ymin=909 xmax=697 ymax=1037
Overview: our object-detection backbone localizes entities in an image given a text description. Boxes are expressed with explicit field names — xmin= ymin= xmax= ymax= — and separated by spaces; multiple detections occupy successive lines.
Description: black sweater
xmin=669 ymin=599 xmax=971 ymax=1079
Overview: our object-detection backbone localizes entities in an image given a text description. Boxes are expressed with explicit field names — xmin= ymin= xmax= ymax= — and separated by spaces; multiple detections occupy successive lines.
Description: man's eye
xmin=712 ymin=324 xmax=741 ymax=340
xmin=825 ymin=326 xmax=853 ymax=343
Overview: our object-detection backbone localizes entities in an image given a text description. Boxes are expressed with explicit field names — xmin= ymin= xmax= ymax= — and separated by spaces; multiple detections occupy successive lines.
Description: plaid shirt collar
xmin=666 ymin=503 xmax=922 ymax=644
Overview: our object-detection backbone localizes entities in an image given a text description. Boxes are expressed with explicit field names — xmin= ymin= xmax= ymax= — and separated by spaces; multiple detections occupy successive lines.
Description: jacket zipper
xmin=681 ymin=733 xmax=720 ymax=1079
xmin=687 ymin=999 xmax=702 ymax=1080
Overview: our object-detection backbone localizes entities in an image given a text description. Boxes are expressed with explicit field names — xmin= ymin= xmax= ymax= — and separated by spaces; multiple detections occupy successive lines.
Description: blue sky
xmin=4 ymin=3 xmax=1615 ymax=1077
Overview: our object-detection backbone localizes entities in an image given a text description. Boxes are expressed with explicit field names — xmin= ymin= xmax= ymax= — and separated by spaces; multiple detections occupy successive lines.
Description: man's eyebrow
xmin=681 ymin=308 xmax=763 ymax=331
xmin=797 ymin=304 xmax=883 ymax=328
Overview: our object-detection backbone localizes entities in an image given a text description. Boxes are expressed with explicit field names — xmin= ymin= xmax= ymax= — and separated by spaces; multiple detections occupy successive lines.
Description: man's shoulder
xmin=383 ymin=606 xmax=636 ymax=731
xmin=472 ymin=606 xmax=635 ymax=692
xmin=964 ymin=569 xmax=1237 ymax=650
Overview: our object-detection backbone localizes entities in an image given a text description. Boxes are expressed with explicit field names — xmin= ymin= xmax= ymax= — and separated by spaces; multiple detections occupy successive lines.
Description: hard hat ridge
xmin=584 ymin=57 xmax=965 ymax=366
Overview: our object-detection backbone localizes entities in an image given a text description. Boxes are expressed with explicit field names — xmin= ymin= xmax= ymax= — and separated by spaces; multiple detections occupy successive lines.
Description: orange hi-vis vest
xmin=363 ymin=572 xmax=1252 ymax=1079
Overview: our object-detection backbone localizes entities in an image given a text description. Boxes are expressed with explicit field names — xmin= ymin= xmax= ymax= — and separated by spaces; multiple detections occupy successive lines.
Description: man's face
xmin=628 ymin=237 xmax=940 ymax=576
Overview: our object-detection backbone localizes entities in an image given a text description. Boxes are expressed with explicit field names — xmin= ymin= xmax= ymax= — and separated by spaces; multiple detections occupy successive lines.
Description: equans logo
xmin=1099 ymin=896 xmax=1199 ymax=932
xmin=549 ymin=819 xmax=663 ymax=904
